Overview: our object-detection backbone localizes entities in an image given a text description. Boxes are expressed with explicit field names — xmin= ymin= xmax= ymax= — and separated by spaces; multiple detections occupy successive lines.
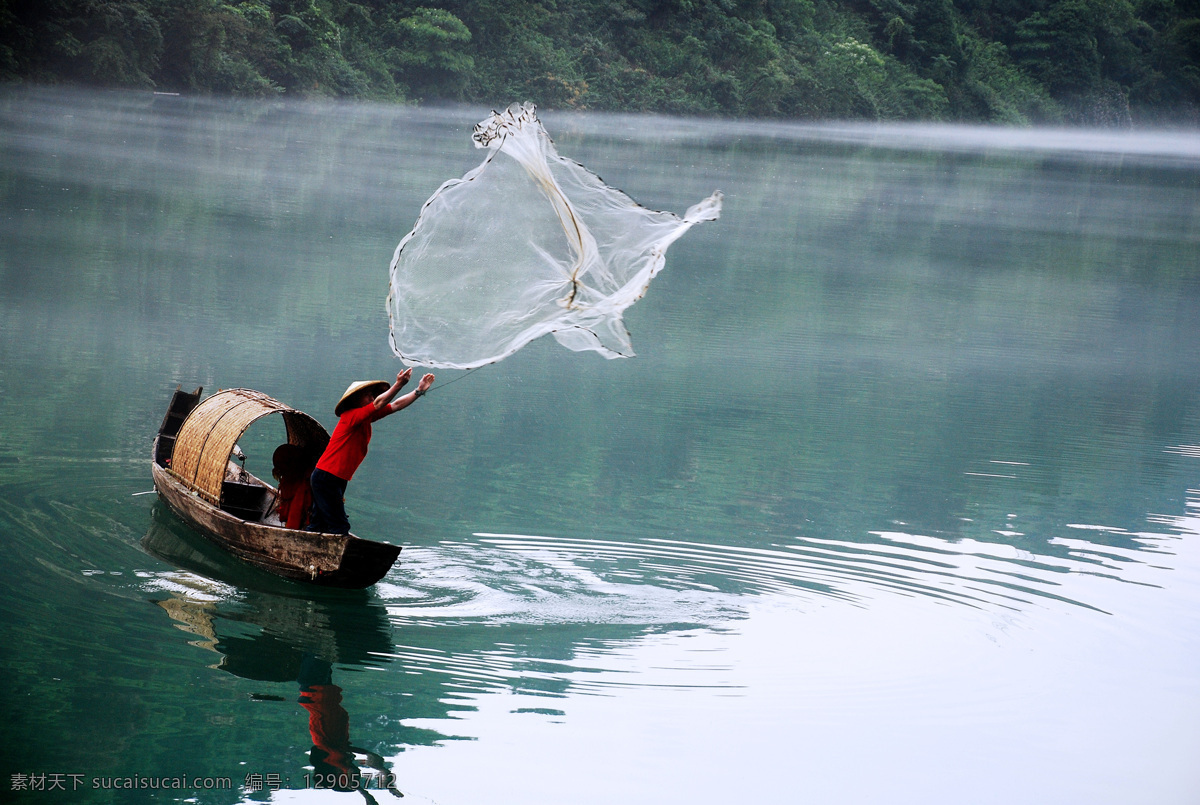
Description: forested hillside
xmin=2 ymin=0 xmax=1198 ymax=124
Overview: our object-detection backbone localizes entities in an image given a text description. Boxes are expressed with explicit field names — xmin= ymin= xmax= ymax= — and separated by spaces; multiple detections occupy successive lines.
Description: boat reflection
xmin=140 ymin=507 xmax=408 ymax=801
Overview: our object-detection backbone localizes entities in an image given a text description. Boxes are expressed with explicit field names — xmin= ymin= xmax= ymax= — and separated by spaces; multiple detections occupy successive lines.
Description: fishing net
xmin=387 ymin=102 xmax=722 ymax=370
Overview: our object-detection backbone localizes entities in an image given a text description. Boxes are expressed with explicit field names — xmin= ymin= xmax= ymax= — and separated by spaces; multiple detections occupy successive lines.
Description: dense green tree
xmin=0 ymin=0 xmax=1196 ymax=122
xmin=388 ymin=7 xmax=473 ymax=98
xmin=2 ymin=0 xmax=164 ymax=86
xmin=153 ymin=0 xmax=279 ymax=94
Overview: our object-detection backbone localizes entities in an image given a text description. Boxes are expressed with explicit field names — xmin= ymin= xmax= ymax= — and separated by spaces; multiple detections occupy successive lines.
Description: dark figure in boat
xmin=271 ymin=443 xmax=314 ymax=530
xmin=306 ymin=368 xmax=434 ymax=535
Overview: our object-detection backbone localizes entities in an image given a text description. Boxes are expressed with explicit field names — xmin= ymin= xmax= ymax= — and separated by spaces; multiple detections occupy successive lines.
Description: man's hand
xmin=386 ymin=371 xmax=435 ymax=413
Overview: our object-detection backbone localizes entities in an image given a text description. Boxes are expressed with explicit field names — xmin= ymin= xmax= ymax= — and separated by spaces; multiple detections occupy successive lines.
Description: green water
xmin=2 ymin=87 xmax=1199 ymax=804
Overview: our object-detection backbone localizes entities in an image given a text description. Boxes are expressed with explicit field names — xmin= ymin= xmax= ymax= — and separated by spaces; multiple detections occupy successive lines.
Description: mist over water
xmin=1 ymin=86 xmax=1199 ymax=804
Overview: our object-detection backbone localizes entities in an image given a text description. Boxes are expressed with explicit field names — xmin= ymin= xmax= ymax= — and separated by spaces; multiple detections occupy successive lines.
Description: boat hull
xmin=151 ymin=461 xmax=400 ymax=589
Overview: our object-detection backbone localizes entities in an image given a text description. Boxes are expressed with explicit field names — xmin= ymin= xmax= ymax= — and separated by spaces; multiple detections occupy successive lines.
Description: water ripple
xmin=373 ymin=523 xmax=1173 ymax=625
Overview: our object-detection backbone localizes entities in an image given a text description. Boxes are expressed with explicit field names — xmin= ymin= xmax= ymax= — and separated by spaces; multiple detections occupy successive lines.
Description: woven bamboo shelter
xmin=169 ymin=388 xmax=329 ymax=505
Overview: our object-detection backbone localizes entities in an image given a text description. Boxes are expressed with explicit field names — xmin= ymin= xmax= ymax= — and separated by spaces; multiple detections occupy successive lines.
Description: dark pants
xmin=306 ymin=468 xmax=350 ymax=534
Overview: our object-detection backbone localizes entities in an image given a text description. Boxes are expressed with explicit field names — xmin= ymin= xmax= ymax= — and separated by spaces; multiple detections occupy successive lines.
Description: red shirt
xmin=277 ymin=476 xmax=312 ymax=530
xmin=315 ymin=403 xmax=388 ymax=481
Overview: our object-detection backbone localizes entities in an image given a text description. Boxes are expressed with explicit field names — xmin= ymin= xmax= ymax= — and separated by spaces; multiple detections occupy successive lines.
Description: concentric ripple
xmin=376 ymin=509 xmax=1179 ymax=628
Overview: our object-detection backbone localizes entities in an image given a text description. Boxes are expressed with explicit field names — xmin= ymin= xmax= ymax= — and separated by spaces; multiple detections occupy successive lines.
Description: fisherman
xmin=306 ymin=368 xmax=434 ymax=534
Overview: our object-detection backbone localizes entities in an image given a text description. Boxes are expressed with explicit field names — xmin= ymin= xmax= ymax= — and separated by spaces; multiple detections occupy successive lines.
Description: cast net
xmin=387 ymin=102 xmax=722 ymax=370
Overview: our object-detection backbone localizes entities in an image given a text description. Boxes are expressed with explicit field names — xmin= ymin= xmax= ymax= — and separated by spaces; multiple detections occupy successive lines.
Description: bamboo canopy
xmin=169 ymin=389 xmax=329 ymax=504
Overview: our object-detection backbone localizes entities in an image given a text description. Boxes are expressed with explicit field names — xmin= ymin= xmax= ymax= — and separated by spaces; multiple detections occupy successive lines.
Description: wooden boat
xmin=151 ymin=386 xmax=401 ymax=589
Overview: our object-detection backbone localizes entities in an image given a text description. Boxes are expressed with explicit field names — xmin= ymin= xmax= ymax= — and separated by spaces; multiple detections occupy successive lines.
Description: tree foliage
xmin=1 ymin=0 xmax=1197 ymax=122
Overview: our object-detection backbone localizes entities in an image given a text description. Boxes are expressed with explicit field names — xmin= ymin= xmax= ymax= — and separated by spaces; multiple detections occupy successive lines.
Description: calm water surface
xmin=2 ymin=87 xmax=1199 ymax=804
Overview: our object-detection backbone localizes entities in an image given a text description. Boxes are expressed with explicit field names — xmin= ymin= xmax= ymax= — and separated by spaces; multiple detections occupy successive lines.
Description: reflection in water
xmin=298 ymin=656 xmax=402 ymax=802
xmin=140 ymin=511 xmax=405 ymax=801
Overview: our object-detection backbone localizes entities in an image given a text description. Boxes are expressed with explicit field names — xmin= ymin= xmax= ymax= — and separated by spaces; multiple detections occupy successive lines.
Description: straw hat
xmin=335 ymin=380 xmax=390 ymax=416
